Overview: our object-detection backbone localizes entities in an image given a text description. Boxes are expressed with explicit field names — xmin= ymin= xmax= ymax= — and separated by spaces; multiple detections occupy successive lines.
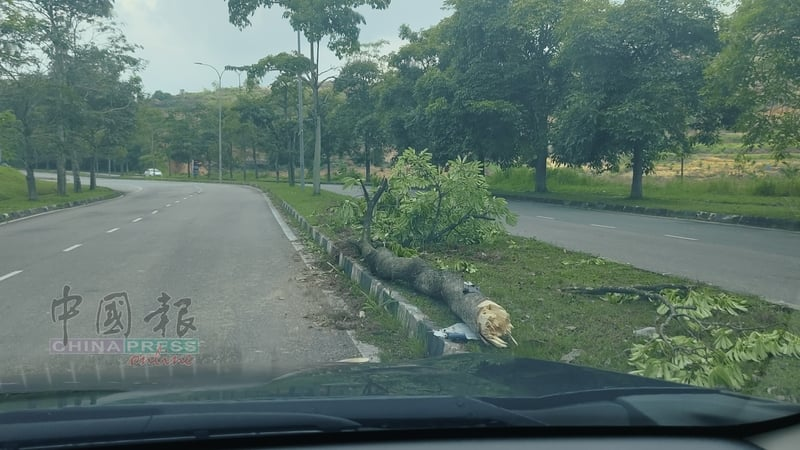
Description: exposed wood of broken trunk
xmin=356 ymin=179 xmax=517 ymax=348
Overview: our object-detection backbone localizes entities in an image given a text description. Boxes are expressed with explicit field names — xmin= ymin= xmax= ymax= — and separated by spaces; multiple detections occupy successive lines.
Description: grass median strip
xmin=0 ymin=167 xmax=117 ymax=216
xmin=488 ymin=166 xmax=800 ymax=222
xmin=258 ymin=180 xmax=800 ymax=403
xmin=258 ymin=182 xmax=428 ymax=363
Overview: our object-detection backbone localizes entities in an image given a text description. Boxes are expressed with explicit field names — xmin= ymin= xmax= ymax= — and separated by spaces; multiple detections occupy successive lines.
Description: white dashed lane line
xmin=0 ymin=270 xmax=23 ymax=282
xmin=132 ymin=217 xmax=142 ymax=223
xmin=665 ymin=234 xmax=699 ymax=241
xmin=536 ymin=216 xmax=555 ymax=220
xmin=590 ymin=224 xmax=617 ymax=229
xmin=152 ymin=210 xmax=159 ymax=215
xmin=62 ymin=244 xmax=82 ymax=252
xmin=106 ymin=227 xmax=120 ymax=234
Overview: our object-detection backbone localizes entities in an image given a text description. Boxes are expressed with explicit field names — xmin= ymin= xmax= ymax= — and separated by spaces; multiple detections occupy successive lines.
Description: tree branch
xmin=429 ymin=213 xmax=494 ymax=244
xmin=360 ymin=177 xmax=388 ymax=244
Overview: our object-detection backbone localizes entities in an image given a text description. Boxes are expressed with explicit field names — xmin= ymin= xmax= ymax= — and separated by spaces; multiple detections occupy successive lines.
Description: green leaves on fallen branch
xmin=568 ymin=285 xmax=800 ymax=391
xmin=341 ymin=149 xmax=517 ymax=251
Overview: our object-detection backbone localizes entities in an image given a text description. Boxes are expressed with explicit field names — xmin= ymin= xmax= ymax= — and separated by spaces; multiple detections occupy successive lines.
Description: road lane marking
xmin=106 ymin=227 xmax=120 ymax=234
xmin=151 ymin=210 xmax=159 ymax=215
xmin=591 ymin=224 xmax=617 ymax=229
xmin=665 ymin=234 xmax=698 ymax=241
xmin=183 ymin=197 xmax=188 ymax=200
xmin=63 ymin=244 xmax=82 ymax=252
xmin=536 ymin=216 xmax=555 ymax=220
xmin=0 ymin=270 xmax=22 ymax=282
xmin=132 ymin=217 xmax=142 ymax=223
xmin=166 ymin=203 xmax=172 ymax=207
xmin=175 ymin=200 xmax=181 ymax=204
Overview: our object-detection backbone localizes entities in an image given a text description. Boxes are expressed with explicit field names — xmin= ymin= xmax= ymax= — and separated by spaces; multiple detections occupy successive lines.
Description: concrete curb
xmin=493 ymin=191 xmax=800 ymax=231
xmin=0 ymin=192 xmax=123 ymax=225
xmin=275 ymin=198 xmax=464 ymax=358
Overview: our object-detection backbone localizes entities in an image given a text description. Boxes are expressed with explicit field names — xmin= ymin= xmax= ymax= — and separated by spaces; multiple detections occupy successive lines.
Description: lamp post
xmin=194 ymin=62 xmax=226 ymax=182
xmin=297 ymin=30 xmax=305 ymax=188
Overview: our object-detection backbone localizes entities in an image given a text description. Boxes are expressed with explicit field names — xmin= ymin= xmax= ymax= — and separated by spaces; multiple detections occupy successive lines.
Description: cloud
xmin=112 ymin=0 xmax=450 ymax=95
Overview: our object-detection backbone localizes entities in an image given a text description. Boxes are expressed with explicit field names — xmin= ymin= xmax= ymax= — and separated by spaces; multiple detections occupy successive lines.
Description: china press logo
xmin=48 ymin=338 xmax=199 ymax=355
xmin=49 ymin=285 xmax=199 ymax=366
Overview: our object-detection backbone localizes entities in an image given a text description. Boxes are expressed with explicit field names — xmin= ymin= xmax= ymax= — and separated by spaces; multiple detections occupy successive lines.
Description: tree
xmin=70 ymin=40 xmax=141 ymax=190
xmin=0 ymin=0 xmax=38 ymax=78
xmin=227 ymin=0 xmax=392 ymax=195
xmin=17 ymin=0 xmax=115 ymax=195
xmin=235 ymin=53 xmax=313 ymax=184
xmin=0 ymin=110 xmax=21 ymax=164
xmin=706 ymin=0 xmax=800 ymax=162
xmin=552 ymin=0 xmax=719 ymax=199
xmin=231 ymin=94 xmax=262 ymax=180
xmin=338 ymin=149 xmax=518 ymax=347
xmin=334 ymin=58 xmax=385 ymax=181
xmin=0 ymin=73 xmax=50 ymax=200
xmin=507 ymin=0 xmax=566 ymax=192
xmin=319 ymin=86 xmax=349 ymax=182
xmin=377 ymin=25 xmax=442 ymax=155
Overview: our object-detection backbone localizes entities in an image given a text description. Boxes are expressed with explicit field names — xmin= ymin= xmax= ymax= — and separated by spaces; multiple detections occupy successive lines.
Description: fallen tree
xmin=353 ymin=176 xmax=517 ymax=348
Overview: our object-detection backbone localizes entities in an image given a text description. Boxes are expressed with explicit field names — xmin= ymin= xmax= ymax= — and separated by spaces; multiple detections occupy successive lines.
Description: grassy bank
xmin=0 ymin=167 xmax=116 ymax=215
xmin=258 ymin=181 xmax=800 ymax=403
xmin=488 ymin=166 xmax=800 ymax=221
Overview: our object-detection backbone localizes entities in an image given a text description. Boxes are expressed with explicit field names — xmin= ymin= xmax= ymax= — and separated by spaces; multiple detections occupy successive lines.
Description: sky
xmin=112 ymin=0 xmax=452 ymax=95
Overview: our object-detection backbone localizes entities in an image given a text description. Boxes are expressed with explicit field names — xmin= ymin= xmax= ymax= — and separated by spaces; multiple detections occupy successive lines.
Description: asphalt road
xmin=0 ymin=177 xmax=361 ymax=389
xmin=321 ymin=184 xmax=800 ymax=308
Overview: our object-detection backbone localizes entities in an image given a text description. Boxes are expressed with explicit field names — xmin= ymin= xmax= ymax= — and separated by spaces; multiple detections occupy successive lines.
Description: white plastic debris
xmin=433 ymin=323 xmax=480 ymax=341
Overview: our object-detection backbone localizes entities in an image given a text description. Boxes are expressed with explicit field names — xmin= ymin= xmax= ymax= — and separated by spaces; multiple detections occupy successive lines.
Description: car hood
xmin=86 ymin=353 xmax=739 ymax=403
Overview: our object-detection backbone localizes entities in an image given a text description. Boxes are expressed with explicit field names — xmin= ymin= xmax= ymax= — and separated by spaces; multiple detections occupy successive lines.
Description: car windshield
xmin=0 ymin=0 xmax=798 ymax=435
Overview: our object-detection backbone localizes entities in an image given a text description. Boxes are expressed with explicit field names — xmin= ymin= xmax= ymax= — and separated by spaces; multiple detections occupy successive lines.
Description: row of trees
xmin=217 ymin=0 xmax=797 ymax=200
xmin=2 ymin=0 xmax=795 ymax=201
xmin=362 ymin=0 xmax=796 ymax=199
xmin=0 ymin=0 xmax=142 ymax=200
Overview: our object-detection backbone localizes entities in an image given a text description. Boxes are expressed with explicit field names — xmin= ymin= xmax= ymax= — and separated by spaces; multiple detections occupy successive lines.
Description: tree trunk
xmin=90 ymin=154 xmax=97 ymax=190
xmin=680 ymin=155 xmax=685 ymax=181
xmin=535 ymin=146 xmax=548 ymax=193
xmin=288 ymin=134 xmax=296 ymax=185
xmin=252 ymin=145 xmax=259 ymax=179
xmin=25 ymin=164 xmax=37 ymax=201
xmin=364 ymin=140 xmax=371 ymax=184
xmin=358 ymin=239 xmax=516 ymax=348
xmin=326 ymin=152 xmax=331 ymax=183
xmin=356 ymin=179 xmax=516 ymax=348
xmin=229 ymin=142 xmax=234 ymax=179
xmin=311 ymin=39 xmax=322 ymax=195
xmin=56 ymin=154 xmax=66 ymax=195
xmin=71 ymin=150 xmax=81 ymax=193
xmin=630 ymin=147 xmax=644 ymax=199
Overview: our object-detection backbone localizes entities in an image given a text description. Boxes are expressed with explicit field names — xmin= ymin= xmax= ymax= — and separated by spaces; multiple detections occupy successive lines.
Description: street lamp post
xmin=297 ymin=30 xmax=305 ymax=189
xmin=194 ymin=62 xmax=226 ymax=182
